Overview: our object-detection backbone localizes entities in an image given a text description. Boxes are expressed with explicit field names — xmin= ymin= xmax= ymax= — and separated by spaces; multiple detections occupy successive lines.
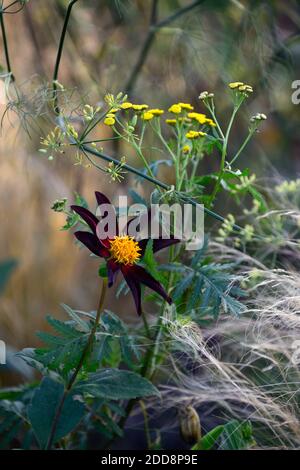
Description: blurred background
xmin=0 ymin=0 xmax=299 ymax=384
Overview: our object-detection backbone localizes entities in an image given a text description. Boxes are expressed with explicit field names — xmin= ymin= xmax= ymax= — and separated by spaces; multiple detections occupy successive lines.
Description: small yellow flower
xmin=110 ymin=107 xmax=120 ymax=113
xmin=228 ymin=82 xmax=244 ymax=89
xmin=228 ymin=82 xmax=253 ymax=94
xmin=165 ymin=119 xmax=177 ymax=125
xmin=168 ymin=104 xmax=182 ymax=114
xmin=182 ymin=145 xmax=191 ymax=154
xmin=148 ymin=108 xmax=164 ymax=115
xmin=186 ymin=130 xmax=206 ymax=139
xmin=238 ymin=84 xmax=253 ymax=93
xmin=205 ymin=118 xmax=216 ymax=127
xmin=104 ymin=117 xmax=115 ymax=126
xmin=132 ymin=104 xmax=149 ymax=111
xmin=141 ymin=111 xmax=154 ymax=121
xmin=188 ymin=112 xmax=207 ymax=124
xmin=106 ymin=113 xmax=116 ymax=118
xmin=178 ymin=102 xmax=194 ymax=111
xmin=120 ymin=102 xmax=133 ymax=110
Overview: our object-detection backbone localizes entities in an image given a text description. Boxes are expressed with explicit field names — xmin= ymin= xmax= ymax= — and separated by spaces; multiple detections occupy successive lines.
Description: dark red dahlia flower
xmin=71 ymin=191 xmax=179 ymax=315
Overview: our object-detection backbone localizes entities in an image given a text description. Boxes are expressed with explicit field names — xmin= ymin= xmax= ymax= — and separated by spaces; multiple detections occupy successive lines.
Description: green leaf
xmin=0 ymin=259 xmax=17 ymax=294
xmin=192 ymin=425 xmax=224 ymax=450
xmin=28 ymin=377 xmax=85 ymax=449
xmin=142 ymin=240 xmax=165 ymax=284
xmin=192 ymin=420 xmax=255 ymax=451
xmin=61 ymin=304 xmax=90 ymax=332
xmin=76 ymin=369 xmax=159 ymax=400
xmin=220 ymin=420 xmax=255 ymax=450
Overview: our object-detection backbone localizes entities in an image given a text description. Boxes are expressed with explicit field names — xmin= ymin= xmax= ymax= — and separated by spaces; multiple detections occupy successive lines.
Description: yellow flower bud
xmin=104 ymin=117 xmax=115 ymax=126
xmin=168 ymin=104 xmax=182 ymax=114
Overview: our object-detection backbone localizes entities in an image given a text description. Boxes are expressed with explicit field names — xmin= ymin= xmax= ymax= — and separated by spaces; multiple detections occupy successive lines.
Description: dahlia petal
xmin=74 ymin=231 xmax=109 ymax=257
xmin=71 ymin=205 xmax=99 ymax=234
xmin=121 ymin=266 xmax=142 ymax=315
xmin=107 ymin=260 xmax=120 ymax=287
xmin=125 ymin=265 xmax=172 ymax=306
xmin=95 ymin=191 xmax=118 ymax=238
xmin=95 ymin=191 xmax=112 ymax=207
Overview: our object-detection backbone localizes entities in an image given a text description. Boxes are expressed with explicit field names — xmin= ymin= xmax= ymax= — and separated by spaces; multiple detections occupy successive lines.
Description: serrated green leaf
xmin=61 ymin=304 xmax=90 ymax=332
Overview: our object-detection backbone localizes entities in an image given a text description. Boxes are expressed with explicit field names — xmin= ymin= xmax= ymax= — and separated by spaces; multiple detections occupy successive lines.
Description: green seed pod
xmin=178 ymin=405 xmax=201 ymax=445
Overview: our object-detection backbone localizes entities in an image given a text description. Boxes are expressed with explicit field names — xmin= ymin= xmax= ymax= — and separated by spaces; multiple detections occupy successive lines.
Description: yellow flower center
xmin=109 ymin=235 xmax=141 ymax=265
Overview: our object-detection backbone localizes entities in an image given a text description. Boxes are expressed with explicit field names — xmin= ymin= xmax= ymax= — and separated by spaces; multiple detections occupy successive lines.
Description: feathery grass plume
xmin=159 ymin=243 xmax=300 ymax=449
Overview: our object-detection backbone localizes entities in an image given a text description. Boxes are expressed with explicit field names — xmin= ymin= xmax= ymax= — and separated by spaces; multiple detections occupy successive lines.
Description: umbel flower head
xmin=71 ymin=192 xmax=180 ymax=315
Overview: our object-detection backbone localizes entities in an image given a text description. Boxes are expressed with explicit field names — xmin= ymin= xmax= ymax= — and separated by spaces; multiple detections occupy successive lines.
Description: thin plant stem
xmin=125 ymin=0 xmax=206 ymax=95
xmin=80 ymin=143 xmax=244 ymax=233
xmin=52 ymin=0 xmax=79 ymax=114
xmin=2 ymin=0 xmax=19 ymax=12
xmin=107 ymin=247 xmax=175 ymax=448
xmin=0 ymin=7 xmax=14 ymax=81
xmin=208 ymin=103 xmax=241 ymax=208
xmin=45 ymin=278 xmax=107 ymax=450
xmin=125 ymin=0 xmax=159 ymax=95
xmin=229 ymin=129 xmax=255 ymax=166
xmin=139 ymin=400 xmax=152 ymax=449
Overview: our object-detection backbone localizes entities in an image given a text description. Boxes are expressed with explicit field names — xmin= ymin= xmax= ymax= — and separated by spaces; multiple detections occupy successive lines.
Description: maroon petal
xmin=71 ymin=205 xmax=99 ymax=234
xmin=74 ymin=231 xmax=109 ymax=258
xmin=95 ymin=191 xmax=118 ymax=237
xmin=123 ymin=264 xmax=172 ymax=307
xmin=138 ymin=238 xmax=180 ymax=257
xmin=107 ymin=260 xmax=120 ymax=287
xmin=95 ymin=191 xmax=112 ymax=206
xmin=121 ymin=266 xmax=142 ymax=315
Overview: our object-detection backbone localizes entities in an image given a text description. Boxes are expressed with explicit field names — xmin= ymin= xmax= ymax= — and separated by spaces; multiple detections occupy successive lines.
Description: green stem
xmin=45 ymin=278 xmax=107 ymax=450
xmin=228 ymin=129 xmax=255 ymax=167
xmin=208 ymin=104 xmax=240 ymax=208
xmin=52 ymin=0 xmax=79 ymax=114
xmin=80 ymin=143 xmax=244 ymax=233
xmin=139 ymin=400 xmax=152 ymax=449
xmin=0 ymin=7 xmax=14 ymax=81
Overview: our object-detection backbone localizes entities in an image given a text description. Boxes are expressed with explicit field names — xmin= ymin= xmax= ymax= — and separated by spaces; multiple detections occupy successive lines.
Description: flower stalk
xmin=45 ymin=277 xmax=107 ymax=450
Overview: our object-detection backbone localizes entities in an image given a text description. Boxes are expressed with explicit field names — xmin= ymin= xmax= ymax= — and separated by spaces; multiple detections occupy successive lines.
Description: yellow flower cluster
xmin=168 ymin=102 xmax=195 ymax=113
xmin=119 ymin=102 xmax=149 ymax=111
xmin=228 ymin=82 xmax=253 ymax=94
xmin=187 ymin=112 xmax=216 ymax=127
xmin=185 ymin=130 xmax=207 ymax=140
xmin=141 ymin=108 xmax=164 ymax=121
xmin=165 ymin=102 xmax=216 ymax=127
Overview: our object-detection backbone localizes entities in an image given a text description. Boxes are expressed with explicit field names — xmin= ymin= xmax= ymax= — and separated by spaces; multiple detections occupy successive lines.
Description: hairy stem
xmin=45 ymin=278 xmax=107 ymax=450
